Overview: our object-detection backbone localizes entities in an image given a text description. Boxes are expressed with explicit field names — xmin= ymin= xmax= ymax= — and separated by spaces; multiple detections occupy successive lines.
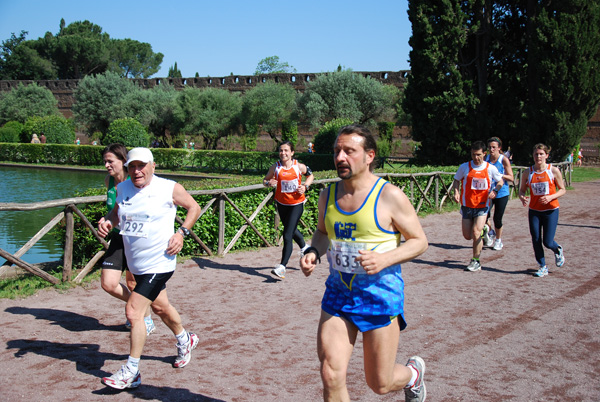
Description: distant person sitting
xmin=31 ymin=134 xmax=41 ymax=144
xmin=39 ymin=133 xmax=47 ymax=143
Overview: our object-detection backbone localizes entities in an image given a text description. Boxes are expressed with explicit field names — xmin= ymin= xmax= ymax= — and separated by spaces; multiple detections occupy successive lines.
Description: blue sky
xmin=0 ymin=0 xmax=412 ymax=78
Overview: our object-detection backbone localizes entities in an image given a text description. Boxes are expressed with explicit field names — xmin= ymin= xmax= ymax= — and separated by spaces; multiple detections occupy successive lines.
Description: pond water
xmin=0 ymin=165 xmax=106 ymax=265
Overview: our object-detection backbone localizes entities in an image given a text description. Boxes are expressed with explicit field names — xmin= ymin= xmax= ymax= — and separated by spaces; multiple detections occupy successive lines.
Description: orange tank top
xmin=528 ymin=164 xmax=559 ymax=211
xmin=461 ymin=161 xmax=492 ymax=208
xmin=274 ymin=160 xmax=305 ymax=205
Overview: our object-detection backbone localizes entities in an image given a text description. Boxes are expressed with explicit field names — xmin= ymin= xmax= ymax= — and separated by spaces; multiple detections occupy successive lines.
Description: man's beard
xmin=337 ymin=164 xmax=353 ymax=180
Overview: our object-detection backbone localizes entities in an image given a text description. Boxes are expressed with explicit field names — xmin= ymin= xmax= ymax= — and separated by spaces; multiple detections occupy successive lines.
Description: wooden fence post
xmin=63 ymin=205 xmax=74 ymax=282
xmin=435 ymin=175 xmax=440 ymax=210
xmin=218 ymin=194 xmax=225 ymax=256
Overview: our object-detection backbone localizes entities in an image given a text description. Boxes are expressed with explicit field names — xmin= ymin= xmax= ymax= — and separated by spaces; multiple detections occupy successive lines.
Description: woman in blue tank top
xmin=483 ymin=137 xmax=514 ymax=250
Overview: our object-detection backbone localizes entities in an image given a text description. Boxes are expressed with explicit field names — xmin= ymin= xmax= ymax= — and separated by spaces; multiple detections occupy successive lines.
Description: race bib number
xmin=531 ymin=182 xmax=550 ymax=196
xmin=120 ymin=213 xmax=150 ymax=238
xmin=328 ymin=240 xmax=367 ymax=274
xmin=471 ymin=177 xmax=488 ymax=190
xmin=280 ymin=179 xmax=298 ymax=193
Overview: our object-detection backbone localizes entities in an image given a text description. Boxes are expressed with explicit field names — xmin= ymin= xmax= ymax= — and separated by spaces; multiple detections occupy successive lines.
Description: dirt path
xmin=0 ymin=180 xmax=598 ymax=402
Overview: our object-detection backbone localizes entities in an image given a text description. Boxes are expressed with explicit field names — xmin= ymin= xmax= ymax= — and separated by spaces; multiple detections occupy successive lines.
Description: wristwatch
xmin=178 ymin=227 xmax=191 ymax=237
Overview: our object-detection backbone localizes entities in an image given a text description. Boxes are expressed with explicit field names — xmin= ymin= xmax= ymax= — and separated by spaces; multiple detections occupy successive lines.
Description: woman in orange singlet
xmin=518 ymin=143 xmax=566 ymax=277
xmin=263 ymin=141 xmax=314 ymax=279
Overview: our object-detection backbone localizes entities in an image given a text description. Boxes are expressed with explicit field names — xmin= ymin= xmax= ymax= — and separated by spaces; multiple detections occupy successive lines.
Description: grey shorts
xmin=461 ymin=206 xmax=489 ymax=220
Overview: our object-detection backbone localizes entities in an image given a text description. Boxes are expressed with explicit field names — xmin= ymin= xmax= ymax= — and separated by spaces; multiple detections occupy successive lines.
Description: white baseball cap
xmin=125 ymin=147 xmax=154 ymax=167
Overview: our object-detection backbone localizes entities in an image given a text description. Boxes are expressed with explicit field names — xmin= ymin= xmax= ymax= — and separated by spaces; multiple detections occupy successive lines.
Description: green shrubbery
xmin=23 ymin=115 xmax=75 ymax=144
xmin=314 ymin=118 xmax=354 ymax=154
xmin=104 ymin=117 xmax=149 ymax=147
xmin=0 ymin=123 xmax=20 ymax=142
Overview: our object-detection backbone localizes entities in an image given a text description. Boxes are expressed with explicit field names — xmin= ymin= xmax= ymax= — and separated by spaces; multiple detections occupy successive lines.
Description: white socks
xmin=126 ymin=356 xmax=140 ymax=374
xmin=175 ymin=329 xmax=189 ymax=345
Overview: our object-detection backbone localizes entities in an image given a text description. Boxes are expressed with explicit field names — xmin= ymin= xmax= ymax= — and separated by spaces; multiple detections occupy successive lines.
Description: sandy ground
xmin=0 ymin=180 xmax=598 ymax=402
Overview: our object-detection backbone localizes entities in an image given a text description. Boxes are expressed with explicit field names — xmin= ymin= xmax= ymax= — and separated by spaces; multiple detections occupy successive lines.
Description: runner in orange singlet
xmin=518 ymin=143 xmax=566 ymax=277
xmin=451 ymin=141 xmax=504 ymax=272
xmin=263 ymin=141 xmax=314 ymax=279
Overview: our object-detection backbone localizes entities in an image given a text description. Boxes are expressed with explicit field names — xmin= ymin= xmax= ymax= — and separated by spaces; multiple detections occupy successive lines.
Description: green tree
xmin=0 ymin=19 xmax=163 ymax=80
xmin=53 ymin=20 xmax=111 ymax=79
xmin=254 ymin=55 xmax=296 ymax=75
xmin=104 ymin=117 xmax=149 ymax=147
xmin=0 ymin=31 xmax=56 ymax=79
xmin=404 ymin=0 xmax=600 ymax=165
xmin=168 ymin=62 xmax=182 ymax=78
xmin=118 ymin=83 xmax=179 ymax=145
xmin=297 ymin=70 xmax=397 ymax=129
xmin=108 ymin=38 xmax=163 ymax=78
xmin=72 ymin=71 xmax=137 ymax=134
xmin=174 ymin=87 xmax=242 ymax=149
xmin=0 ymin=83 xmax=59 ymax=125
xmin=241 ymin=81 xmax=296 ymax=145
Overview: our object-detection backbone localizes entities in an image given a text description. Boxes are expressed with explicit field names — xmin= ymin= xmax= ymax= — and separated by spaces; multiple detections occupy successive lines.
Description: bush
xmin=23 ymin=115 xmax=75 ymax=144
xmin=313 ymin=118 xmax=354 ymax=154
xmin=0 ymin=125 xmax=20 ymax=143
xmin=1 ymin=121 xmax=24 ymax=142
xmin=104 ymin=118 xmax=149 ymax=147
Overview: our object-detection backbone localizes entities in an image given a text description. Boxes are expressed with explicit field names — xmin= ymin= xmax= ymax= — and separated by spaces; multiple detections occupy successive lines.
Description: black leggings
xmin=488 ymin=195 xmax=509 ymax=230
xmin=277 ymin=203 xmax=306 ymax=266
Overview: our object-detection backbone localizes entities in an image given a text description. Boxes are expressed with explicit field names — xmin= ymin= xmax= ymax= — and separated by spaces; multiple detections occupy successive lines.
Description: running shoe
xmin=535 ymin=265 xmax=548 ymax=277
xmin=297 ymin=245 xmax=310 ymax=257
xmin=489 ymin=228 xmax=496 ymax=239
xmin=101 ymin=365 xmax=141 ymax=390
xmin=271 ymin=264 xmax=286 ymax=279
xmin=173 ymin=332 xmax=199 ymax=368
xmin=482 ymin=224 xmax=493 ymax=247
xmin=145 ymin=318 xmax=156 ymax=336
xmin=404 ymin=356 xmax=426 ymax=402
xmin=465 ymin=259 xmax=481 ymax=272
xmin=492 ymin=239 xmax=503 ymax=251
xmin=554 ymin=246 xmax=565 ymax=267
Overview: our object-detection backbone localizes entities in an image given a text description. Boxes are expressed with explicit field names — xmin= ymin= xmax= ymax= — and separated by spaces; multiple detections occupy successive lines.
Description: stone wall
xmin=0 ymin=70 xmax=598 ymax=157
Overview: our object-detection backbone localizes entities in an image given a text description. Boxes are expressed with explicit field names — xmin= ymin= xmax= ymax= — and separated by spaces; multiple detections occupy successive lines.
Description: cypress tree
xmin=404 ymin=0 xmax=600 ymax=165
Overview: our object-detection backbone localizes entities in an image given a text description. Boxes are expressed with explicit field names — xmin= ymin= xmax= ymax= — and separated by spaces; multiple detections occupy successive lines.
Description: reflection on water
xmin=0 ymin=166 xmax=105 ymax=265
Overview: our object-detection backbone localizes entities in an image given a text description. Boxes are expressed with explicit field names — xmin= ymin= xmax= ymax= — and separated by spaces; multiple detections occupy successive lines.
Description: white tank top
xmin=116 ymin=175 xmax=177 ymax=275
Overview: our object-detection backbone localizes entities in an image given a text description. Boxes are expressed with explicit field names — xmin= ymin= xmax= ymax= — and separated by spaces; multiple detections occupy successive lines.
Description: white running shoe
xmin=465 ymin=258 xmax=481 ymax=272
xmin=404 ymin=356 xmax=426 ymax=402
xmin=492 ymin=239 xmax=503 ymax=250
xmin=297 ymin=245 xmax=310 ymax=257
xmin=145 ymin=318 xmax=156 ymax=336
xmin=535 ymin=265 xmax=548 ymax=277
xmin=482 ymin=225 xmax=493 ymax=247
xmin=173 ymin=332 xmax=199 ymax=368
xmin=554 ymin=245 xmax=565 ymax=267
xmin=102 ymin=365 xmax=141 ymax=389
xmin=271 ymin=264 xmax=286 ymax=279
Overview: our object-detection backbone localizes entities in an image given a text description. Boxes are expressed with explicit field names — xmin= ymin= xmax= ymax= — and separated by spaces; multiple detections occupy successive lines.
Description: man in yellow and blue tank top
xmin=300 ymin=125 xmax=429 ymax=401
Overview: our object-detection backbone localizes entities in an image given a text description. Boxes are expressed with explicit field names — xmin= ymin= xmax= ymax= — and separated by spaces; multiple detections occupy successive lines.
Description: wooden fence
xmin=0 ymin=163 xmax=572 ymax=284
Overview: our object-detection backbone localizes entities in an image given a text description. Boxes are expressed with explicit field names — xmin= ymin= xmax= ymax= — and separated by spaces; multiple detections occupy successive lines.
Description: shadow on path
xmin=5 ymin=306 xmax=124 ymax=332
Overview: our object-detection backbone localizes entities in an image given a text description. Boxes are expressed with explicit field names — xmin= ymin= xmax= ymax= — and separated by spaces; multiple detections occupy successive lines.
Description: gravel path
xmin=0 ymin=180 xmax=598 ymax=402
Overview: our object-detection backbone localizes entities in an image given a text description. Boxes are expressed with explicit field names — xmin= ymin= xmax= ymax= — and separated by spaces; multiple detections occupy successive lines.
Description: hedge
xmin=0 ymin=143 xmax=336 ymax=172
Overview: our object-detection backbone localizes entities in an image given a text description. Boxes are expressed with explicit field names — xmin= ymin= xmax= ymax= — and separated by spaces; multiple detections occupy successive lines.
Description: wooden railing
xmin=0 ymin=163 xmax=572 ymax=284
